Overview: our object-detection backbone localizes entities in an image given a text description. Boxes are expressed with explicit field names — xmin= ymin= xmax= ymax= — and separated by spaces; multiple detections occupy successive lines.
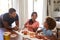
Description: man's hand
xmin=13 ymin=26 xmax=19 ymax=31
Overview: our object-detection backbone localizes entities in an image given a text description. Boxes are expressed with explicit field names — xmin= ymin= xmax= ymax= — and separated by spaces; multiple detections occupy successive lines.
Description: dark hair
xmin=29 ymin=12 xmax=37 ymax=25
xmin=31 ymin=12 xmax=37 ymax=17
xmin=9 ymin=8 xmax=16 ymax=14
xmin=46 ymin=17 xmax=56 ymax=30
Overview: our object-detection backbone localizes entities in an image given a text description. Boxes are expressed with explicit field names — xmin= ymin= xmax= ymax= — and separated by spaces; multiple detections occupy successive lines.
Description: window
xmin=28 ymin=0 xmax=44 ymax=25
xmin=0 ymin=0 xmax=12 ymax=15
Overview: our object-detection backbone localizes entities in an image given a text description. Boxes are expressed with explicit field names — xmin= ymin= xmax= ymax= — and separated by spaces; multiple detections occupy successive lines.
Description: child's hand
xmin=36 ymin=35 xmax=44 ymax=39
xmin=36 ymin=35 xmax=48 ymax=40
xmin=36 ymin=30 xmax=40 ymax=33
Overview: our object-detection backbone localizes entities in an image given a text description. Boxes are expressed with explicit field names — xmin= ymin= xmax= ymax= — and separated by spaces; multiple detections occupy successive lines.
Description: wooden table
xmin=15 ymin=30 xmax=48 ymax=40
xmin=15 ymin=29 xmax=57 ymax=40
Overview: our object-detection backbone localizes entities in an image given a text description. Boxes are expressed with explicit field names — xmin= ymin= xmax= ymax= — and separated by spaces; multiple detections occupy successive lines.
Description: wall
xmin=19 ymin=0 xmax=28 ymax=29
xmin=12 ymin=0 xmax=19 ymax=15
xmin=42 ymin=0 xmax=47 ymax=23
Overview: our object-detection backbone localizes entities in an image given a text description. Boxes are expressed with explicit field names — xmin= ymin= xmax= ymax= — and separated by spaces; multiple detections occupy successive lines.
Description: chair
xmin=57 ymin=28 xmax=60 ymax=40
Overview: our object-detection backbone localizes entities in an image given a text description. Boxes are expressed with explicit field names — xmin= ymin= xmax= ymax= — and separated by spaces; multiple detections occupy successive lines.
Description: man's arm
xmin=15 ymin=20 xmax=19 ymax=27
xmin=3 ymin=21 xmax=13 ymax=30
xmin=13 ymin=20 xmax=19 ymax=31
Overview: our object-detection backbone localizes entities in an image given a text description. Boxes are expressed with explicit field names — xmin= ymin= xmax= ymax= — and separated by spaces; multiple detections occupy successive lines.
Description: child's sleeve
xmin=45 ymin=30 xmax=53 ymax=36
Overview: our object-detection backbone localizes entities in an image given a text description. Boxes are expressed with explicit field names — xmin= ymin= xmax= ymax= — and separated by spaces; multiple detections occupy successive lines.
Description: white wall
xmin=12 ymin=0 xmax=19 ymax=15
xmin=42 ymin=0 xmax=47 ymax=23
xmin=18 ymin=0 xmax=28 ymax=40
xmin=19 ymin=0 xmax=28 ymax=29
xmin=28 ymin=0 xmax=33 ymax=19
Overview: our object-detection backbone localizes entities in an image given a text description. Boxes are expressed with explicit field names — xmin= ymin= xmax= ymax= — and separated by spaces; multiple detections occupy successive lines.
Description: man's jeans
xmin=0 ymin=15 xmax=5 ymax=40
xmin=0 ymin=15 xmax=3 ymax=28
xmin=0 ymin=28 xmax=5 ymax=40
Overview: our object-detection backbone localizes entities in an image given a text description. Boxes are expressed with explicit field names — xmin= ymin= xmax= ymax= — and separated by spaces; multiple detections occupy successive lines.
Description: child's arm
xmin=36 ymin=35 xmax=49 ymax=40
xmin=36 ymin=27 xmax=43 ymax=33
xmin=36 ymin=30 xmax=42 ymax=33
xmin=45 ymin=34 xmax=57 ymax=40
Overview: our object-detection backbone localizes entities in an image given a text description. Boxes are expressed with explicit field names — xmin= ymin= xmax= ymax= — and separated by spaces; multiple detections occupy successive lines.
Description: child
xmin=24 ymin=12 xmax=39 ymax=32
xmin=36 ymin=17 xmax=56 ymax=40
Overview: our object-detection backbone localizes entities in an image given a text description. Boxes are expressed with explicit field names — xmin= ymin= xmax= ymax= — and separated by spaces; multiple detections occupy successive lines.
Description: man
xmin=0 ymin=8 xmax=19 ymax=31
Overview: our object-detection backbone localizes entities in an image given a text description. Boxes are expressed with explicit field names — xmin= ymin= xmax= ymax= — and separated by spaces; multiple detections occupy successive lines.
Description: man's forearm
xmin=17 ymin=25 xmax=19 ymax=27
xmin=5 ymin=26 xmax=13 ymax=30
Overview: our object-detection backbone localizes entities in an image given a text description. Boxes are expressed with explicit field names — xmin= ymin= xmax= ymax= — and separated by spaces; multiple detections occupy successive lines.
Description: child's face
xmin=44 ymin=21 xmax=48 ymax=29
xmin=31 ymin=14 xmax=37 ymax=20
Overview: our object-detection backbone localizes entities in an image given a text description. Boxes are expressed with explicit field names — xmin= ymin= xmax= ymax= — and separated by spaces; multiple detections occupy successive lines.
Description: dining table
xmin=15 ymin=28 xmax=49 ymax=40
xmin=0 ymin=28 xmax=56 ymax=40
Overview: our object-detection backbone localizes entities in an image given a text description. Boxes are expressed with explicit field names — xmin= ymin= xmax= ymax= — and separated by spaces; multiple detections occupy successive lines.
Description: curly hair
xmin=46 ymin=17 xmax=56 ymax=30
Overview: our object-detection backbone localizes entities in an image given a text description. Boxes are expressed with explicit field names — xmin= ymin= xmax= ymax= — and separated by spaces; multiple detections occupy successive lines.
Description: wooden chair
xmin=57 ymin=28 xmax=60 ymax=40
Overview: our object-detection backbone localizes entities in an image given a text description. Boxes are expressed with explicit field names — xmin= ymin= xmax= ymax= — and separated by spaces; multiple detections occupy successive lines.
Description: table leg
xmin=57 ymin=28 xmax=58 ymax=38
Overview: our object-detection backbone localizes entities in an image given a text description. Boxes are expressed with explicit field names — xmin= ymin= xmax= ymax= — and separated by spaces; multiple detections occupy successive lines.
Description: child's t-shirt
xmin=42 ymin=27 xmax=53 ymax=36
xmin=38 ymin=26 xmax=53 ymax=36
xmin=25 ymin=19 xmax=39 ymax=32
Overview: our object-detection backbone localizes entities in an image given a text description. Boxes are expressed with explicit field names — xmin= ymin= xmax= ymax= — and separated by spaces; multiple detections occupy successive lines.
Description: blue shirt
xmin=41 ymin=27 xmax=53 ymax=36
